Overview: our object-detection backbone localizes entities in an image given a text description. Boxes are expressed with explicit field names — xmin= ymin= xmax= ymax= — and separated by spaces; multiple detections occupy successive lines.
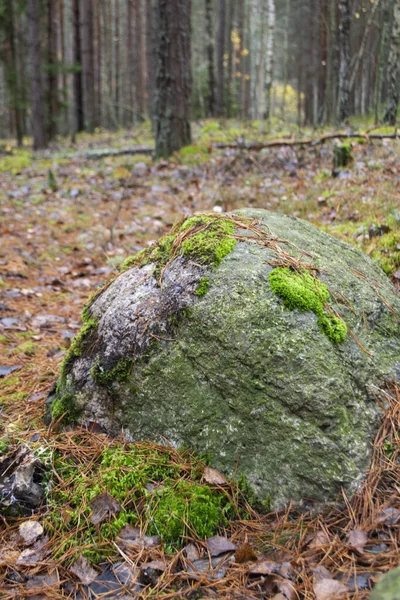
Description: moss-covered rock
xmin=48 ymin=209 xmax=400 ymax=509
xmin=370 ymin=567 xmax=400 ymax=600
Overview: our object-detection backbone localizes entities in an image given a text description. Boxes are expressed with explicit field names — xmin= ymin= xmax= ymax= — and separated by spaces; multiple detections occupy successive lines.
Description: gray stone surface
xmin=51 ymin=209 xmax=400 ymax=509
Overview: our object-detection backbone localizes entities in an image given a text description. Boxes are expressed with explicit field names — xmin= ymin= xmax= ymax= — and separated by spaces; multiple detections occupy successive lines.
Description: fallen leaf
xmin=70 ymin=554 xmax=98 ymax=585
xmin=19 ymin=521 xmax=44 ymax=546
xmin=16 ymin=547 xmax=45 ymax=566
xmin=278 ymin=578 xmax=297 ymax=600
xmin=202 ymin=466 xmax=228 ymax=486
xmin=313 ymin=566 xmax=333 ymax=582
xmin=309 ymin=530 xmax=331 ymax=549
xmin=376 ymin=506 xmax=400 ymax=526
xmin=249 ymin=559 xmax=278 ymax=575
xmin=89 ymin=491 xmax=121 ymax=525
xmin=206 ymin=535 xmax=237 ymax=556
xmin=314 ymin=579 xmax=349 ymax=600
xmin=346 ymin=529 xmax=368 ymax=554
xmin=235 ymin=542 xmax=257 ymax=564
xmin=141 ymin=560 xmax=167 ymax=572
xmin=184 ymin=542 xmax=201 ymax=562
xmin=0 ymin=365 xmax=22 ymax=378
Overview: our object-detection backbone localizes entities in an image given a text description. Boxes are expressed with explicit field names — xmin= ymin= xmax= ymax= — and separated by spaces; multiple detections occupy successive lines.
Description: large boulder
xmin=48 ymin=209 xmax=400 ymax=509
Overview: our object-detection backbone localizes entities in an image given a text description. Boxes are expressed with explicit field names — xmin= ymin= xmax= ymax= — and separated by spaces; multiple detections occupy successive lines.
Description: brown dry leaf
xmin=70 ymin=554 xmax=98 ymax=585
xmin=141 ymin=560 xmax=167 ymax=572
xmin=19 ymin=520 xmax=44 ymax=546
xmin=346 ymin=529 xmax=368 ymax=554
xmin=313 ymin=566 xmax=333 ymax=582
xmin=16 ymin=547 xmax=45 ymax=567
xmin=235 ymin=542 xmax=257 ymax=564
xmin=278 ymin=578 xmax=297 ymax=600
xmin=184 ymin=543 xmax=201 ymax=562
xmin=206 ymin=535 xmax=237 ymax=557
xmin=376 ymin=506 xmax=400 ymax=525
xmin=314 ymin=579 xmax=349 ymax=600
xmin=89 ymin=491 xmax=121 ymax=525
xmin=0 ymin=549 xmax=19 ymax=566
xmin=117 ymin=525 xmax=141 ymax=542
xmin=202 ymin=466 xmax=228 ymax=486
xmin=249 ymin=559 xmax=278 ymax=575
xmin=309 ymin=530 xmax=331 ymax=549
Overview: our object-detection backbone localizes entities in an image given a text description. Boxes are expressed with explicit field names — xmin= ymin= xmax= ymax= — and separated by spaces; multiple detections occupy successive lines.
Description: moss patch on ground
xmin=45 ymin=442 xmax=236 ymax=561
xmin=268 ymin=267 xmax=347 ymax=343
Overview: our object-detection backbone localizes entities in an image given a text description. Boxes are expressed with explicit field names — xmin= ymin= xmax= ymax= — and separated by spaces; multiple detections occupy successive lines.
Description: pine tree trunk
xmin=47 ymin=0 xmax=58 ymax=140
xmin=216 ymin=0 xmax=226 ymax=116
xmin=145 ymin=0 xmax=156 ymax=118
xmin=205 ymin=0 xmax=216 ymax=116
xmin=325 ymin=0 xmax=337 ymax=123
xmin=81 ymin=0 xmax=96 ymax=132
xmin=264 ymin=0 xmax=275 ymax=121
xmin=73 ymin=0 xmax=84 ymax=134
xmin=154 ymin=0 xmax=192 ymax=158
xmin=2 ymin=0 xmax=24 ymax=146
xmin=28 ymin=0 xmax=47 ymax=149
xmin=338 ymin=0 xmax=351 ymax=123
xmin=384 ymin=0 xmax=400 ymax=125
xmin=374 ymin=0 xmax=394 ymax=123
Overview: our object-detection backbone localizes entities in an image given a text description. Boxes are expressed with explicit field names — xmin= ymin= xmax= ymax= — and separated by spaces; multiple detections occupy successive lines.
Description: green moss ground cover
xmin=45 ymin=440 xmax=240 ymax=562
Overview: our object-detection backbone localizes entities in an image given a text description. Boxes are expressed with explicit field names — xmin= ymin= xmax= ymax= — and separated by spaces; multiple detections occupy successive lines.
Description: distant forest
xmin=0 ymin=0 xmax=399 ymax=153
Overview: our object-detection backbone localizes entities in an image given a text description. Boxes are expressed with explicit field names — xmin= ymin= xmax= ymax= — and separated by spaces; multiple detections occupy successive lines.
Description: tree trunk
xmin=374 ymin=0 xmax=394 ymax=123
xmin=2 ymin=0 xmax=24 ymax=146
xmin=264 ymin=0 xmax=275 ymax=121
xmin=216 ymin=0 xmax=226 ymax=116
xmin=154 ymin=0 xmax=192 ymax=158
xmin=28 ymin=0 xmax=47 ymax=149
xmin=338 ymin=0 xmax=351 ymax=123
xmin=72 ymin=0 xmax=84 ymax=134
xmin=325 ymin=0 xmax=337 ymax=123
xmin=146 ymin=0 xmax=156 ymax=118
xmin=81 ymin=0 xmax=96 ymax=132
xmin=205 ymin=0 xmax=216 ymax=116
xmin=384 ymin=0 xmax=400 ymax=125
xmin=47 ymin=0 xmax=58 ymax=140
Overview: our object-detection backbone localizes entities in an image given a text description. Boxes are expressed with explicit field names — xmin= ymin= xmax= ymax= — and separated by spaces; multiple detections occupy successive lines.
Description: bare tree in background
xmin=81 ymin=0 xmax=96 ymax=132
xmin=384 ymin=0 xmax=400 ymax=125
xmin=155 ymin=0 xmax=192 ymax=158
xmin=216 ymin=0 xmax=225 ymax=116
xmin=264 ymin=0 xmax=275 ymax=120
xmin=205 ymin=0 xmax=216 ymax=116
xmin=338 ymin=0 xmax=351 ymax=123
xmin=28 ymin=0 xmax=46 ymax=149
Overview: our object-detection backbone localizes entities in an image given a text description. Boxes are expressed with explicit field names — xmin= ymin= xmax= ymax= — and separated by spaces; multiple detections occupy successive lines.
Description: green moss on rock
xmin=268 ymin=267 xmax=329 ymax=316
xmin=268 ymin=267 xmax=347 ymax=343
xmin=120 ymin=215 xmax=237 ymax=277
xmin=59 ymin=317 xmax=98 ymax=387
xmin=51 ymin=393 xmax=80 ymax=424
xmin=91 ymin=357 xmax=133 ymax=386
xmin=180 ymin=216 xmax=236 ymax=266
xmin=196 ymin=277 xmax=210 ymax=297
xmin=318 ymin=313 xmax=348 ymax=343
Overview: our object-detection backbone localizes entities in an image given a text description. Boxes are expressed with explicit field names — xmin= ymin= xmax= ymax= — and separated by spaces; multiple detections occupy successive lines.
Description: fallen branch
xmin=72 ymin=130 xmax=400 ymax=160
xmin=213 ymin=131 xmax=400 ymax=151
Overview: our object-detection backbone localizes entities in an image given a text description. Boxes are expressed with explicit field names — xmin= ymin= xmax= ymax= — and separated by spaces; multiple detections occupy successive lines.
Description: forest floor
xmin=1 ymin=120 xmax=400 ymax=599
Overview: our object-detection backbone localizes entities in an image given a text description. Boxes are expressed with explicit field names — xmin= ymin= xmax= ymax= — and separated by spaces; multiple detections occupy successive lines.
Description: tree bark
xmin=73 ymin=0 xmax=84 ymax=133
xmin=154 ymin=0 xmax=192 ymax=158
xmin=264 ymin=0 xmax=275 ymax=121
xmin=27 ymin=0 xmax=47 ymax=149
xmin=216 ymin=0 xmax=226 ymax=116
xmin=47 ymin=0 xmax=58 ymax=140
xmin=384 ymin=0 xmax=400 ymax=125
xmin=81 ymin=0 xmax=96 ymax=132
xmin=205 ymin=0 xmax=216 ymax=116
xmin=338 ymin=0 xmax=351 ymax=123
xmin=2 ymin=0 xmax=24 ymax=146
